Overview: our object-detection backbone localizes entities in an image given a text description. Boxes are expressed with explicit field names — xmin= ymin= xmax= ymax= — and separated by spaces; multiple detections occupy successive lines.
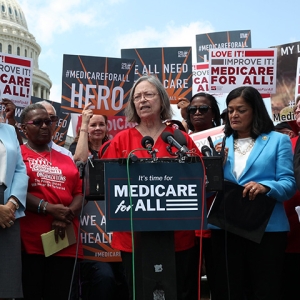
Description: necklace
xmin=26 ymin=143 xmax=52 ymax=164
xmin=138 ymin=124 xmax=165 ymax=141
xmin=234 ymin=138 xmax=255 ymax=155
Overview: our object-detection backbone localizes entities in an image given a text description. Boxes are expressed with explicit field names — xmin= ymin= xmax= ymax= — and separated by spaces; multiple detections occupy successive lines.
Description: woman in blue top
xmin=209 ymin=86 xmax=296 ymax=300
xmin=0 ymin=122 xmax=28 ymax=299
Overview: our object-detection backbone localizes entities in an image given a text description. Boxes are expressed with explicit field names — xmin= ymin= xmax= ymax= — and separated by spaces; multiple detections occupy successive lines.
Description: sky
xmin=17 ymin=0 xmax=300 ymax=133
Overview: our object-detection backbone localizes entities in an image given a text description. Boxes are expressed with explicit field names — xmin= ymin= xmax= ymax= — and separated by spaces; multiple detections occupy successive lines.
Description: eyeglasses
xmin=188 ymin=105 xmax=211 ymax=114
xmin=50 ymin=115 xmax=59 ymax=122
xmin=133 ymin=92 xmax=159 ymax=103
xmin=24 ymin=118 xmax=53 ymax=127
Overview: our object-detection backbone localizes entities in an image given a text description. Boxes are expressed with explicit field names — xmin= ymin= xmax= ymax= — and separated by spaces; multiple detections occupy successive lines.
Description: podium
xmin=84 ymin=156 xmax=223 ymax=201
xmin=84 ymin=157 xmax=223 ymax=299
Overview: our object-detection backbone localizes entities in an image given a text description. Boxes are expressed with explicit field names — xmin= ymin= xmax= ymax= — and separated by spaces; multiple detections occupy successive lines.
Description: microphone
xmin=201 ymin=145 xmax=212 ymax=157
xmin=141 ymin=135 xmax=158 ymax=161
xmin=220 ymin=136 xmax=226 ymax=158
xmin=207 ymin=136 xmax=219 ymax=156
xmin=141 ymin=136 xmax=154 ymax=150
xmin=161 ymin=131 xmax=189 ymax=154
xmin=207 ymin=135 xmax=226 ymax=159
xmin=173 ymin=128 xmax=188 ymax=146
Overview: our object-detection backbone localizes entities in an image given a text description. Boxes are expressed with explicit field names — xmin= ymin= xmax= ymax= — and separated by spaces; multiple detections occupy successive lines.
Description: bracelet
xmin=38 ymin=199 xmax=44 ymax=214
xmin=80 ymin=129 xmax=88 ymax=133
xmin=42 ymin=201 xmax=48 ymax=215
xmin=8 ymin=198 xmax=19 ymax=210
xmin=9 ymin=196 xmax=20 ymax=209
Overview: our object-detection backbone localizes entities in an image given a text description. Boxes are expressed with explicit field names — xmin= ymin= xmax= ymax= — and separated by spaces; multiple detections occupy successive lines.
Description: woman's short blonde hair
xmin=125 ymin=75 xmax=173 ymax=123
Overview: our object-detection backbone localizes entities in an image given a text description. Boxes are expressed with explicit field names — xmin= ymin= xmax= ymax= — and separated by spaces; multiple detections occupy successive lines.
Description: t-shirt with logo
xmin=20 ymin=145 xmax=83 ymax=258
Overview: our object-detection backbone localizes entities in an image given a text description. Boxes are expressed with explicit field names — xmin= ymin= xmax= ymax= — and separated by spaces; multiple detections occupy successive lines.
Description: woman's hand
xmin=52 ymin=219 xmax=68 ymax=243
xmin=1 ymin=98 xmax=16 ymax=124
xmin=81 ymin=102 xmax=94 ymax=128
xmin=215 ymin=142 xmax=229 ymax=165
xmin=243 ymin=182 xmax=270 ymax=200
xmin=0 ymin=204 xmax=15 ymax=228
xmin=46 ymin=203 xmax=74 ymax=223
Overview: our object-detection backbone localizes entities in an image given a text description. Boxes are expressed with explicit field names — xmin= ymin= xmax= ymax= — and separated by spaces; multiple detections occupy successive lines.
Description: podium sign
xmin=104 ymin=159 xmax=206 ymax=232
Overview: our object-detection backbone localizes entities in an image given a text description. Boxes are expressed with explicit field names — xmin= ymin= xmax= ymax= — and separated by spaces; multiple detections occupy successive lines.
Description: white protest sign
xmin=0 ymin=53 xmax=32 ymax=107
xmin=295 ymin=56 xmax=300 ymax=100
xmin=190 ymin=125 xmax=225 ymax=151
xmin=193 ymin=63 xmax=210 ymax=95
xmin=209 ymin=49 xmax=277 ymax=94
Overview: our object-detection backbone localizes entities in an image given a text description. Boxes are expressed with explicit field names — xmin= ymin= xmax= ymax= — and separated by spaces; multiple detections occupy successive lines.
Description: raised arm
xmin=73 ymin=102 xmax=93 ymax=162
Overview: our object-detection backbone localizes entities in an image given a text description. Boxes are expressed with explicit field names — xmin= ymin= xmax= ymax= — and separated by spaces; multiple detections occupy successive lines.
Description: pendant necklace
xmin=139 ymin=124 xmax=165 ymax=141
xmin=26 ymin=143 xmax=52 ymax=164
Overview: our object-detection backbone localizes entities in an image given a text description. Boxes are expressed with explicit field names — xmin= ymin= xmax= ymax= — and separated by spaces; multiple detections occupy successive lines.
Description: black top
xmin=69 ymin=142 xmax=99 ymax=159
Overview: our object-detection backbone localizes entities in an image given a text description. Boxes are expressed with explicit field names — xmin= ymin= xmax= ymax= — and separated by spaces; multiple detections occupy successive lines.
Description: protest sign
xmin=0 ymin=53 xmax=32 ymax=107
xmin=61 ymin=54 xmax=135 ymax=116
xmin=80 ymin=201 xmax=121 ymax=262
xmin=270 ymin=41 xmax=300 ymax=122
xmin=192 ymin=62 xmax=225 ymax=99
xmin=70 ymin=113 xmax=135 ymax=140
xmin=193 ymin=63 xmax=210 ymax=95
xmin=121 ymin=47 xmax=192 ymax=104
xmin=209 ymin=49 xmax=277 ymax=94
xmin=296 ymin=57 xmax=300 ymax=98
xmin=196 ymin=30 xmax=251 ymax=62
xmin=190 ymin=125 xmax=225 ymax=151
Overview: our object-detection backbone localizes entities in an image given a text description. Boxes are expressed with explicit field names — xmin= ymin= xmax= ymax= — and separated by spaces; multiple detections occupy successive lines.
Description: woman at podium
xmin=101 ymin=75 xmax=202 ymax=300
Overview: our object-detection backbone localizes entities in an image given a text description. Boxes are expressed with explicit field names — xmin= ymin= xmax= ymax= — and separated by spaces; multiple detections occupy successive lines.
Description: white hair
xmin=36 ymin=100 xmax=56 ymax=115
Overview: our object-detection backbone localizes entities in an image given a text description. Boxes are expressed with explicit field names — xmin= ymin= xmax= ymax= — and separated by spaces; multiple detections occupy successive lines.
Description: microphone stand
xmin=165 ymin=145 xmax=178 ymax=157
xmin=147 ymin=148 xmax=158 ymax=162
xmin=165 ymin=146 xmax=188 ymax=162
xmin=177 ymin=151 xmax=188 ymax=162
xmin=163 ymin=129 xmax=189 ymax=162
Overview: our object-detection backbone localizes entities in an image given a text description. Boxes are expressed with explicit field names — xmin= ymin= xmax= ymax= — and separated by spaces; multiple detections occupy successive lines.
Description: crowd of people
xmin=0 ymin=75 xmax=300 ymax=300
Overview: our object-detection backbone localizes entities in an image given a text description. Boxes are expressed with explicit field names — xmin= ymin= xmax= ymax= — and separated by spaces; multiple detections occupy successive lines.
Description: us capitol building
xmin=0 ymin=0 xmax=52 ymax=99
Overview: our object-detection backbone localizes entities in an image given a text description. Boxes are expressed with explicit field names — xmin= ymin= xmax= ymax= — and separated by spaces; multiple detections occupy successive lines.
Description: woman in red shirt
xmin=101 ymin=75 xmax=202 ymax=300
xmin=19 ymin=103 xmax=83 ymax=300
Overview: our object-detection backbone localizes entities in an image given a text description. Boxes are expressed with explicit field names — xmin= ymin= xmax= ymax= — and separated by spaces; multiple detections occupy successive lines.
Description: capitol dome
xmin=0 ymin=0 xmax=52 ymax=99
